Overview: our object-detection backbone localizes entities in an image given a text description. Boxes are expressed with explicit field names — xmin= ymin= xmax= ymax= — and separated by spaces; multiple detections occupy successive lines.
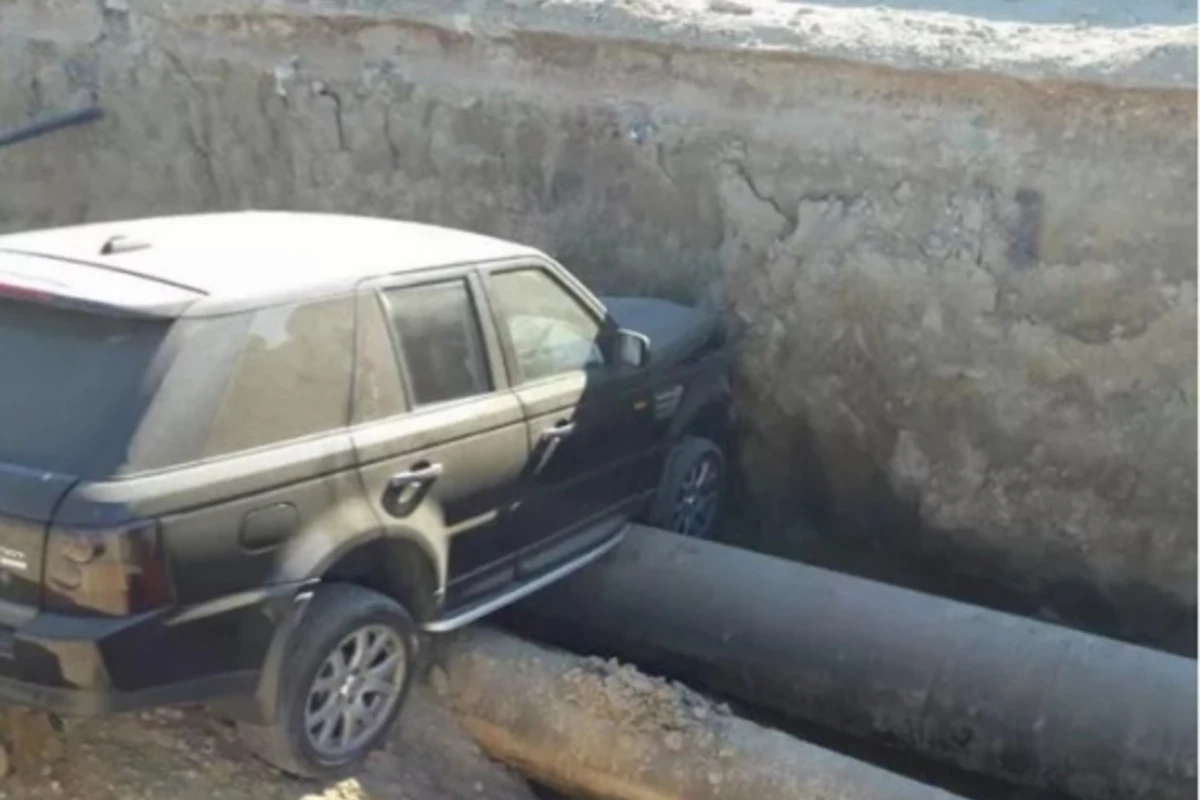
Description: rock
xmin=707 ymin=0 xmax=754 ymax=15
xmin=429 ymin=666 xmax=451 ymax=698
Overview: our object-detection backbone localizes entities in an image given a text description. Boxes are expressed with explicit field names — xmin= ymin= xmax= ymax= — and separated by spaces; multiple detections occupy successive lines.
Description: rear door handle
xmin=540 ymin=421 xmax=576 ymax=441
xmin=388 ymin=462 xmax=444 ymax=489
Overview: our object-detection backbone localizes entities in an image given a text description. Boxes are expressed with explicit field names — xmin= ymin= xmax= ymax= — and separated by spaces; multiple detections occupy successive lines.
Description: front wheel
xmin=648 ymin=436 xmax=726 ymax=540
xmin=240 ymin=584 xmax=418 ymax=780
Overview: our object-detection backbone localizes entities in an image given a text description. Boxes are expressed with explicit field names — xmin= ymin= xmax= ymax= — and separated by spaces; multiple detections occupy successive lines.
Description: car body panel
xmin=350 ymin=268 xmax=534 ymax=617
xmin=352 ymin=393 xmax=531 ymax=613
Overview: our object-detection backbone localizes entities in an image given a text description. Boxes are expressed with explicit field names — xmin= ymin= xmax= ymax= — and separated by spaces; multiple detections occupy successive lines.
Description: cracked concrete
xmin=0 ymin=0 xmax=1195 ymax=651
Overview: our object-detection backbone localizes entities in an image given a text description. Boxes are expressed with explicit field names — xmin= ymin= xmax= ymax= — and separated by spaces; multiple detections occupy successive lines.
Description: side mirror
xmin=615 ymin=328 xmax=650 ymax=368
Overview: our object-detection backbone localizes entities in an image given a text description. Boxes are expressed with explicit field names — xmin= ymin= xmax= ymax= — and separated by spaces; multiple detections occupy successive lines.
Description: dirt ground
xmin=0 ymin=687 xmax=538 ymax=800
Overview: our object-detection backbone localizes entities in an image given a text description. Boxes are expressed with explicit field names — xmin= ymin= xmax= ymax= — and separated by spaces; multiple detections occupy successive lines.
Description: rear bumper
xmin=0 ymin=586 xmax=298 ymax=716
xmin=0 ymin=669 xmax=255 ymax=716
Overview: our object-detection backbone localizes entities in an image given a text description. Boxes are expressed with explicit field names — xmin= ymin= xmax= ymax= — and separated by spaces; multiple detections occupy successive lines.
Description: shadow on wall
xmin=551 ymin=228 xmax=712 ymax=306
xmin=723 ymin=392 xmax=1198 ymax=658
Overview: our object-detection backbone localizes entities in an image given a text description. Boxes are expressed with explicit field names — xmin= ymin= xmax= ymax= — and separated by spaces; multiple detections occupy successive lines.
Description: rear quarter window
xmin=201 ymin=297 xmax=355 ymax=457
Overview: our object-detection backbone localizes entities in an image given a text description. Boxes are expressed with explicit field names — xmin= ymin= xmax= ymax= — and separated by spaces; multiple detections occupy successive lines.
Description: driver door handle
xmin=540 ymin=421 xmax=576 ymax=441
xmin=387 ymin=462 xmax=444 ymax=489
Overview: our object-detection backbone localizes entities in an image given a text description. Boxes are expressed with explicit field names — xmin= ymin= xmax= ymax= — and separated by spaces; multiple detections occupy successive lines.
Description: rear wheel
xmin=649 ymin=436 xmax=726 ymax=540
xmin=240 ymin=584 xmax=418 ymax=779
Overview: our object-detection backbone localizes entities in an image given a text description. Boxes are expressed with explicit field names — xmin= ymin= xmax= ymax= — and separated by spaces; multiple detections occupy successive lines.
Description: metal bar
xmin=511 ymin=525 xmax=1198 ymax=800
xmin=0 ymin=106 xmax=104 ymax=149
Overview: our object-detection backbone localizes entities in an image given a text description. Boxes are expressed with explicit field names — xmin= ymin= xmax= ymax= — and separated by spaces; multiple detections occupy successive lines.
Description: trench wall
xmin=1 ymin=0 xmax=1195 ymax=649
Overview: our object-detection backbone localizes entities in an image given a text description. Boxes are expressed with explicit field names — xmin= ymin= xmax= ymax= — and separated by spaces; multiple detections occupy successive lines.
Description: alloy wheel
xmin=303 ymin=624 xmax=407 ymax=759
xmin=670 ymin=454 xmax=722 ymax=538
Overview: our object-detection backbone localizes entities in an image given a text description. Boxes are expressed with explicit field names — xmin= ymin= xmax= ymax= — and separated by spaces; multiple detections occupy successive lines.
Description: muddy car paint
xmin=0 ymin=213 xmax=733 ymax=722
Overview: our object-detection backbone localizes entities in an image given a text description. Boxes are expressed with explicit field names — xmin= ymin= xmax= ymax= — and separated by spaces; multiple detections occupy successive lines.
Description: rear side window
xmin=382 ymin=280 xmax=491 ymax=406
xmin=202 ymin=298 xmax=354 ymax=456
xmin=0 ymin=298 xmax=169 ymax=478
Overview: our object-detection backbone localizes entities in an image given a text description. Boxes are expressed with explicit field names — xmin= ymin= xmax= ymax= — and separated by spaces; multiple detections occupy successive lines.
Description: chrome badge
xmin=0 ymin=546 xmax=28 ymax=574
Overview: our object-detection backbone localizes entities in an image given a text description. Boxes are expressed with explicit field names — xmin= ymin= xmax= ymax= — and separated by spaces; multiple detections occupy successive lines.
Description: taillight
xmin=43 ymin=522 xmax=174 ymax=616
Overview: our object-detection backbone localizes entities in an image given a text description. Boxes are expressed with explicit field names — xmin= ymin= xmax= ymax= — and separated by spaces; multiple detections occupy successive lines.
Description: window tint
xmin=384 ymin=281 xmax=491 ymax=406
xmin=353 ymin=293 xmax=406 ymax=423
xmin=488 ymin=269 xmax=605 ymax=383
xmin=125 ymin=313 xmax=253 ymax=472
xmin=0 ymin=298 xmax=169 ymax=478
xmin=203 ymin=298 xmax=354 ymax=456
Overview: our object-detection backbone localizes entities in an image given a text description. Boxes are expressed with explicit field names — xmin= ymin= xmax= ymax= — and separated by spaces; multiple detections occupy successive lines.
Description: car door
xmin=481 ymin=263 xmax=658 ymax=577
xmin=351 ymin=270 xmax=530 ymax=616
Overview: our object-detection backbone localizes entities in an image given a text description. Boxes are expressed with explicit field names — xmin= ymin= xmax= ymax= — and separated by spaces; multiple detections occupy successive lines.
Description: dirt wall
xmin=1 ymin=0 xmax=1195 ymax=649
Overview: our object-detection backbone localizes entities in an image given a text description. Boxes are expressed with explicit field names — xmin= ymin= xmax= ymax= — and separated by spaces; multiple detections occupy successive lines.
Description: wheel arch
xmin=668 ymin=384 xmax=733 ymax=450
xmin=315 ymin=534 xmax=441 ymax=625
xmin=679 ymin=399 xmax=730 ymax=443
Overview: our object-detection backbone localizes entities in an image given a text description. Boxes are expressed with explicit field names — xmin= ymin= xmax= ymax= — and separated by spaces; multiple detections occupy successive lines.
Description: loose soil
xmin=0 ymin=688 xmax=538 ymax=800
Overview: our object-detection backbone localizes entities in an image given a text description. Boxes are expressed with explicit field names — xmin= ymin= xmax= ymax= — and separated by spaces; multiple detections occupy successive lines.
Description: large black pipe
xmin=0 ymin=106 xmax=104 ymax=149
xmin=511 ymin=526 xmax=1196 ymax=800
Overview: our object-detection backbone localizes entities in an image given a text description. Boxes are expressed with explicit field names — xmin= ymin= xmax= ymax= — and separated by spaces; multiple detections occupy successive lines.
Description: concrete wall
xmin=1 ymin=0 xmax=1195 ymax=650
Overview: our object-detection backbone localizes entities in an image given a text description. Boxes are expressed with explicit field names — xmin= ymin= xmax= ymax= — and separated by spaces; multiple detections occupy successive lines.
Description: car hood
xmin=600 ymin=296 xmax=721 ymax=363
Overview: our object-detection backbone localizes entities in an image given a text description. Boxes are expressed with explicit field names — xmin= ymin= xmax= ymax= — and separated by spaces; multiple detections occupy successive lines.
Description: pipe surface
xmin=510 ymin=526 xmax=1197 ymax=800
xmin=438 ymin=627 xmax=970 ymax=800
xmin=0 ymin=107 xmax=104 ymax=149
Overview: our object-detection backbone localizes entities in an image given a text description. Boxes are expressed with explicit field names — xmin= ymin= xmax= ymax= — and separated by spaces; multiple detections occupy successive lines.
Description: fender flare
xmin=668 ymin=384 xmax=733 ymax=446
xmin=248 ymin=528 xmax=441 ymax=722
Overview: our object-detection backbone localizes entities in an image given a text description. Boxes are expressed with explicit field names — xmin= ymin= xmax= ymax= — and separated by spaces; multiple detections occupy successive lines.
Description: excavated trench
xmin=2 ymin=0 xmax=1195 ymax=655
xmin=0 ymin=0 xmax=1196 ymax=798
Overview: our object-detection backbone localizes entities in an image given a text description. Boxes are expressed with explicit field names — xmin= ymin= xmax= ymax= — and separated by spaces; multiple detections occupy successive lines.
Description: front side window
xmin=488 ymin=268 xmax=606 ymax=384
xmin=383 ymin=280 xmax=491 ymax=406
xmin=203 ymin=297 xmax=355 ymax=456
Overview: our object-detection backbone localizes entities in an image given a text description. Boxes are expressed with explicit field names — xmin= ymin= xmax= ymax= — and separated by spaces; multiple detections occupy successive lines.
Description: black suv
xmin=0 ymin=212 xmax=731 ymax=776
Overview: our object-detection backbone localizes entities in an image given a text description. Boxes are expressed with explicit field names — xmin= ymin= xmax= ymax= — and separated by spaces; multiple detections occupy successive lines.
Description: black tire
xmin=239 ymin=583 xmax=418 ymax=780
xmin=648 ymin=435 xmax=726 ymax=540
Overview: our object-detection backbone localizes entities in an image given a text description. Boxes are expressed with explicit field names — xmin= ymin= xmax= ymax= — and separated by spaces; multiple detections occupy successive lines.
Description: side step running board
xmin=422 ymin=528 xmax=625 ymax=633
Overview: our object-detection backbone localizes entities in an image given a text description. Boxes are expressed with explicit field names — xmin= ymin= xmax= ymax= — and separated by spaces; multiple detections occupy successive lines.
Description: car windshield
xmin=0 ymin=298 xmax=170 ymax=478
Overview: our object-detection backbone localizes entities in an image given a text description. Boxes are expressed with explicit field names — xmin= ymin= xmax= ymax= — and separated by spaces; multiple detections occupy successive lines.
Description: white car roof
xmin=0 ymin=211 xmax=541 ymax=315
